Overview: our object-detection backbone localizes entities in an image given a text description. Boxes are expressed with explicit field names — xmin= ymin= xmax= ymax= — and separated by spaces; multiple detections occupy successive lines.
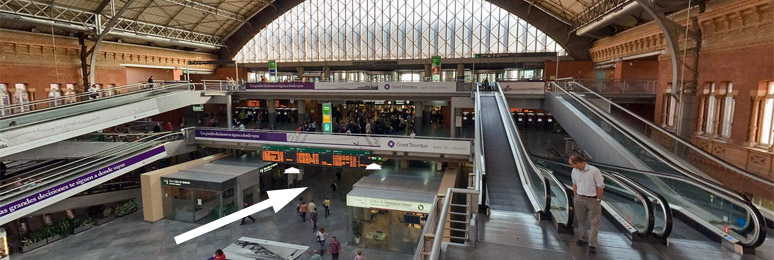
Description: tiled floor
xmin=446 ymin=210 xmax=774 ymax=260
xmin=12 ymin=165 xmax=416 ymax=260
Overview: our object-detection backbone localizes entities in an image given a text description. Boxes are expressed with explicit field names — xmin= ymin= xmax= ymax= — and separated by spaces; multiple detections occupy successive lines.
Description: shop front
xmin=346 ymin=174 xmax=440 ymax=254
xmin=161 ymin=172 xmax=237 ymax=223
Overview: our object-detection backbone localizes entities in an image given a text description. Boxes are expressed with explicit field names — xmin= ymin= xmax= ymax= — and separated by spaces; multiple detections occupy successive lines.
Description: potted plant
xmin=73 ymin=217 xmax=94 ymax=234
xmin=352 ymin=219 xmax=363 ymax=244
xmin=95 ymin=208 xmax=115 ymax=225
xmin=21 ymin=235 xmax=46 ymax=252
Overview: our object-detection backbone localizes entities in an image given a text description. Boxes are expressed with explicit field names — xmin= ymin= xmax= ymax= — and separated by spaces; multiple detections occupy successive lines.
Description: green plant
xmin=352 ymin=219 xmax=363 ymax=238
xmin=21 ymin=236 xmax=44 ymax=246
xmin=115 ymin=199 xmax=139 ymax=216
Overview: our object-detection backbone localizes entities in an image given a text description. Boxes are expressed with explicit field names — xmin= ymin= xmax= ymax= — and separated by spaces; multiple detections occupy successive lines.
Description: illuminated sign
xmin=261 ymin=146 xmax=373 ymax=168
xmin=322 ymin=103 xmax=332 ymax=133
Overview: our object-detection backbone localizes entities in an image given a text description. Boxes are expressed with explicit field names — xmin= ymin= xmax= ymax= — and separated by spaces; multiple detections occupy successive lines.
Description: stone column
xmin=323 ymin=66 xmax=331 ymax=80
xmin=695 ymin=96 xmax=706 ymax=135
xmin=424 ymin=64 xmax=432 ymax=81
xmin=226 ymin=94 xmax=233 ymax=128
xmin=747 ymin=96 xmax=762 ymax=146
xmin=297 ymin=67 xmax=304 ymax=80
xmin=268 ymin=99 xmax=277 ymax=128
xmin=414 ymin=101 xmax=424 ymax=135
xmin=297 ymin=99 xmax=306 ymax=124
xmin=456 ymin=64 xmax=465 ymax=81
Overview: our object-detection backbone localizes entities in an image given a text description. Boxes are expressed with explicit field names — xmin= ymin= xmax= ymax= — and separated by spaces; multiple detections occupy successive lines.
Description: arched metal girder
xmin=217 ymin=0 xmax=595 ymax=60
xmin=634 ymin=0 xmax=702 ymax=139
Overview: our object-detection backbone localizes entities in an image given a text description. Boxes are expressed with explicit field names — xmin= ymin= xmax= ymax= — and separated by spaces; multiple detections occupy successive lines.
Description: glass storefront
xmin=351 ymin=207 xmax=426 ymax=254
xmin=163 ymin=186 xmax=233 ymax=223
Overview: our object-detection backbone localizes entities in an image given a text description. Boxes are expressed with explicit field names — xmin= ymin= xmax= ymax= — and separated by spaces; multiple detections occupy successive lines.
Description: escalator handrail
xmin=0 ymin=133 xmax=177 ymax=198
xmin=560 ymin=80 xmax=774 ymax=188
xmin=536 ymin=165 xmax=575 ymax=226
xmin=606 ymin=171 xmax=673 ymax=239
xmin=493 ymin=83 xmax=557 ymax=217
xmin=0 ymin=133 xmax=175 ymax=201
xmin=474 ymin=87 xmax=487 ymax=206
xmin=533 ymin=157 xmax=656 ymax=237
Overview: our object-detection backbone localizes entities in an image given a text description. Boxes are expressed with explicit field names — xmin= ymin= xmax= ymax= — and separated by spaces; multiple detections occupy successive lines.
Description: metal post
xmin=227 ymin=94 xmax=233 ymax=128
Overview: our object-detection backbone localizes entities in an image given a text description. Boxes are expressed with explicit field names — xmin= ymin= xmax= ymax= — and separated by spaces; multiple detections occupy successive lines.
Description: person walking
xmin=329 ymin=236 xmax=341 ymax=260
xmin=299 ymin=201 xmax=308 ymax=222
xmin=310 ymin=249 xmax=322 ymax=260
xmin=323 ymin=197 xmax=331 ymax=218
xmin=330 ymin=182 xmax=337 ymax=192
xmin=310 ymin=207 xmax=319 ymax=231
xmin=569 ymin=155 xmax=604 ymax=253
xmin=354 ymin=250 xmax=364 ymax=260
xmin=315 ymin=227 xmax=328 ymax=251
xmin=308 ymin=199 xmax=317 ymax=215
xmin=241 ymin=202 xmax=255 ymax=225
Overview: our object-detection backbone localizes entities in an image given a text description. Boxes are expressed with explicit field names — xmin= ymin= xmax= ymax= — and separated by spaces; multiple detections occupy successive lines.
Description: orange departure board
xmin=262 ymin=150 xmax=372 ymax=168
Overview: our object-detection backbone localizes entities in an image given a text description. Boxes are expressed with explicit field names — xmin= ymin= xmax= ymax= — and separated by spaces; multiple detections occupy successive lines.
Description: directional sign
xmin=174 ymin=187 xmax=306 ymax=244
xmin=322 ymin=103 xmax=332 ymax=134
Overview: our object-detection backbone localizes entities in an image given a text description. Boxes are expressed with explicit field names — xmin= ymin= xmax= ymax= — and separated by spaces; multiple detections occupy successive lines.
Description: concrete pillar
xmin=268 ymin=99 xmax=277 ymax=128
xmin=323 ymin=66 xmax=331 ymax=80
xmin=400 ymin=159 xmax=409 ymax=168
xmin=414 ymin=102 xmax=424 ymax=135
xmin=297 ymin=99 xmax=306 ymax=124
xmin=297 ymin=67 xmax=304 ymax=80
xmin=451 ymin=107 xmax=462 ymax=138
xmin=227 ymin=94 xmax=233 ymax=128
xmin=424 ymin=64 xmax=432 ymax=81
xmin=456 ymin=64 xmax=465 ymax=81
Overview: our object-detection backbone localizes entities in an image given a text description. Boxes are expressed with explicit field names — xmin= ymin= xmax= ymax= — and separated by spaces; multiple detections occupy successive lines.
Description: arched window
xmin=236 ymin=0 xmax=565 ymax=63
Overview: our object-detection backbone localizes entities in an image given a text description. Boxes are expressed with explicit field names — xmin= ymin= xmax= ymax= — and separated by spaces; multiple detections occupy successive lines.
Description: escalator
xmin=545 ymin=80 xmax=769 ymax=250
xmin=0 ymin=132 xmax=183 ymax=225
xmin=0 ymin=82 xmax=211 ymax=158
xmin=477 ymin=84 xmax=662 ymax=243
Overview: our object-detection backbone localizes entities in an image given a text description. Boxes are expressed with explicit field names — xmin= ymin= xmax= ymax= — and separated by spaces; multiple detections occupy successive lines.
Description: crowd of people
xmin=331 ymin=106 xmax=417 ymax=136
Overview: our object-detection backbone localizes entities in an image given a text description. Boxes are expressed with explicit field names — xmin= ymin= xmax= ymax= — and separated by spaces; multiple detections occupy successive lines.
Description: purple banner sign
xmin=245 ymin=82 xmax=315 ymax=90
xmin=195 ymin=129 xmax=288 ymax=142
xmin=0 ymin=146 xmax=166 ymax=218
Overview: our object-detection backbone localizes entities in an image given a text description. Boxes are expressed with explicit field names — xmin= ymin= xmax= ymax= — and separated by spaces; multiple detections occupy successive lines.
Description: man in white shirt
xmin=569 ymin=155 xmax=604 ymax=253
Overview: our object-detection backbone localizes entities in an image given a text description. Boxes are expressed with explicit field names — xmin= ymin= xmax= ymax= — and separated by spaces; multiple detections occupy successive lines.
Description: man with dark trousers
xmin=569 ymin=155 xmax=604 ymax=253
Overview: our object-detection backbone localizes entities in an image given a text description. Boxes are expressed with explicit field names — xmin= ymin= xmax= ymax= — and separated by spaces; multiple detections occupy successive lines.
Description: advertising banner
xmin=431 ymin=56 xmax=441 ymax=82
xmin=322 ymin=103 xmax=332 ymax=133
xmin=245 ymin=82 xmax=315 ymax=90
xmin=268 ymin=60 xmax=277 ymax=82
xmin=378 ymin=82 xmax=456 ymax=93
xmin=314 ymin=82 xmax=379 ymax=91
xmin=0 ymin=146 xmax=167 ymax=223
xmin=499 ymin=81 xmax=546 ymax=94
xmin=347 ymin=195 xmax=431 ymax=213
xmin=194 ymin=129 xmax=288 ymax=143
xmin=194 ymin=128 xmax=471 ymax=155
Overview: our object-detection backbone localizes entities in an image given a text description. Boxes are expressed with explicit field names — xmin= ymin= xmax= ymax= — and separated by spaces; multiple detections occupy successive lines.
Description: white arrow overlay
xmin=174 ymin=187 xmax=306 ymax=245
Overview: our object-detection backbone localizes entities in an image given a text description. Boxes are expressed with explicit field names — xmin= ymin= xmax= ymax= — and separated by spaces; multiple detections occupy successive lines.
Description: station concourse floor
xmin=12 ymin=162 xmax=432 ymax=260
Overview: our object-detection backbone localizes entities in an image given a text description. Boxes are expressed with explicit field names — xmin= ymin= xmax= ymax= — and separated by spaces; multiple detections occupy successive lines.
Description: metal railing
xmin=0 ymin=81 xmax=191 ymax=118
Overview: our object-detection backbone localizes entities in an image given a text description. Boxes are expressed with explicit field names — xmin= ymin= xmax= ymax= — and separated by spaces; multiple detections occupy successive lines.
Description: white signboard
xmin=499 ymin=81 xmax=545 ymax=94
xmin=286 ymin=133 xmax=471 ymax=155
xmin=378 ymin=82 xmax=456 ymax=93
xmin=347 ymin=195 xmax=430 ymax=213
xmin=315 ymin=82 xmax=378 ymax=91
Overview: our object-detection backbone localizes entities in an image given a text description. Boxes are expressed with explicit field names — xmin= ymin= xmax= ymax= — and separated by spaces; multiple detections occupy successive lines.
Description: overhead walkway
xmin=0 ymin=83 xmax=211 ymax=158
xmin=190 ymin=127 xmax=472 ymax=160
xmin=544 ymin=80 xmax=770 ymax=252
xmin=0 ymin=132 xmax=193 ymax=225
